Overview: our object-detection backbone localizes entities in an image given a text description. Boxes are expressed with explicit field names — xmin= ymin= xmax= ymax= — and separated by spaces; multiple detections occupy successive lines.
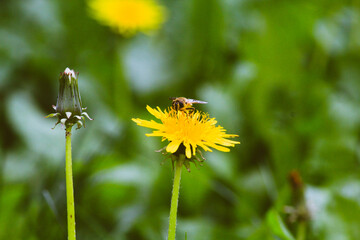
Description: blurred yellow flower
xmin=88 ymin=0 xmax=166 ymax=35
xmin=132 ymin=106 xmax=240 ymax=159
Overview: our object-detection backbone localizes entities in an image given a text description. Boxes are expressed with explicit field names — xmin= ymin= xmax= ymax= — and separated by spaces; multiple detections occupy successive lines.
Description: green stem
xmin=167 ymin=155 xmax=185 ymax=240
xmin=65 ymin=126 xmax=76 ymax=240
xmin=296 ymin=221 xmax=306 ymax=240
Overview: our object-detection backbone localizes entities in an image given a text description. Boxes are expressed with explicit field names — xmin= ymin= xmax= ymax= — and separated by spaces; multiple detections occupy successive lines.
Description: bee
xmin=170 ymin=97 xmax=208 ymax=112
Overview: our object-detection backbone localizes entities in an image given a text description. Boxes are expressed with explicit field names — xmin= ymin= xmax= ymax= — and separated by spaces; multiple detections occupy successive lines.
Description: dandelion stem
xmin=65 ymin=126 xmax=76 ymax=240
xmin=296 ymin=221 xmax=306 ymax=240
xmin=168 ymin=154 xmax=185 ymax=240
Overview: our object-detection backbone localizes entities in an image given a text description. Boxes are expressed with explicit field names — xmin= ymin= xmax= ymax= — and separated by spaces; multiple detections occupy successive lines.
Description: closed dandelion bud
xmin=56 ymin=68 xmax=82 ymax=117
xmin=46 ymin=67 xmax=93 ymax=129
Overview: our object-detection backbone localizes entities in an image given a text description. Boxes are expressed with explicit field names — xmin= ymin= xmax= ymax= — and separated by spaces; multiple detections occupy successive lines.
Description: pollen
xmin=132 ymin=106 xmax=240 ymax=159
xmin=88 ymin=0 xmax=166 ymax=35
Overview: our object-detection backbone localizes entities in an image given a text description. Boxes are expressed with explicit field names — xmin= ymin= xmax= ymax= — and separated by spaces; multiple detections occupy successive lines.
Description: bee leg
xmin=186 ymin=107 xmax=195 ymax=114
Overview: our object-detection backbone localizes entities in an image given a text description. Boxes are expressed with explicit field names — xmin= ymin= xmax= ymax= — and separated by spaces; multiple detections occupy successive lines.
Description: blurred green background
xmin=1 ymin=0 xmax=360 ymax=239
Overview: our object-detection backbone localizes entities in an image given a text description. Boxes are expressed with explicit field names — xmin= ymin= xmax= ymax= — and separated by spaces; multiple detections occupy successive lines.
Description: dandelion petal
xmin=166 ymin=141 xmax=181 ymax=153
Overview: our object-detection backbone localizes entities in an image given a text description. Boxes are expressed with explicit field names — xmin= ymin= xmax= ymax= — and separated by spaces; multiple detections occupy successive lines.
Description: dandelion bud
xmin=56 ymin=68 xmax=82 ymax=117
xmin=46 ymin=68 xmax=93 ymax=129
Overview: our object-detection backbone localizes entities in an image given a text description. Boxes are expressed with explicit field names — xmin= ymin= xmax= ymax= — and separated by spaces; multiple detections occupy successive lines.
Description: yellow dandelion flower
xmin=88 ymin=0 xmax=166 ymax=35
xmin=132 ymin=106 xmax=240 ymax=159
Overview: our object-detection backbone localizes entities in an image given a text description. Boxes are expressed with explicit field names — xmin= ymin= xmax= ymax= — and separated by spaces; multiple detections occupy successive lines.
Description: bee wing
xmin=187 ymin=99 xmax=208 ymax=104
xmin=169 ymin=97 xmax=177 ymax=100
